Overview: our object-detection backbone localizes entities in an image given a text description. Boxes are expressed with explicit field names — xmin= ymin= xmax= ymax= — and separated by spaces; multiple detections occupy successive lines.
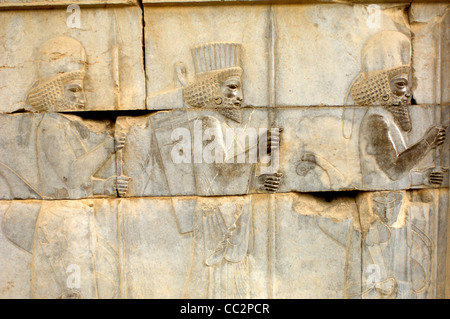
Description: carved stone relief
xmin=0 ymin=113 xmax=120 ymax=200
xmin=0 ymin=189 xmax=446 ymax=298
xmin=0 ymin=0 xmax=137 ymax=9
xmin=0 ymin=7 xmax=145 ymax=113
xmin=0 ymin=1 xmax=448 ymax=300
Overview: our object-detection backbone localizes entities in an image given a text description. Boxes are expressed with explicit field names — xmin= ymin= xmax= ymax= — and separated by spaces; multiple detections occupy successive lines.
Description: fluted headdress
xmin=191 ymin=42 xmax=242 ymax=76
xmin=184 ymin=42 xmax=244 ymax=122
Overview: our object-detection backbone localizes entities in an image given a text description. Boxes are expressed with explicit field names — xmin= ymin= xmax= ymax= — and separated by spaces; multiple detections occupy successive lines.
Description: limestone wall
xmin=0 ymin=0 xmax=448 ymax=299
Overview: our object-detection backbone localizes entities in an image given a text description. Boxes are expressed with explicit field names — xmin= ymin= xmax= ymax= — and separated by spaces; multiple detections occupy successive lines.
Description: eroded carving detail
xmin=357 ymin=190 xmax=436 ymax=299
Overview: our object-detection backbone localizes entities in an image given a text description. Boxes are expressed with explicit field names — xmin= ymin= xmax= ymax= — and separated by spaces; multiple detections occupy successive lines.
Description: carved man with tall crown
xmin=175 ymin=42 xmax=281 ymax=298
xmin=350 ymin=31 xmax=446 ymax=298
xmin=183 ymin=42 xmax=244 ymax=124
xmin=176 ymin=42 xmax=281 ymax=196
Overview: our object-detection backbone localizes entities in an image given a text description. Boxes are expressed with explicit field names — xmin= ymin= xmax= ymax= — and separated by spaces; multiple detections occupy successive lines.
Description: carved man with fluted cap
xmin=178 ymin=42 xmax=281 ymax=298
xmin=183 ymin=42 xmax=281 ymax=195
xmin=350 ymin=31 xmax=446 ymax=299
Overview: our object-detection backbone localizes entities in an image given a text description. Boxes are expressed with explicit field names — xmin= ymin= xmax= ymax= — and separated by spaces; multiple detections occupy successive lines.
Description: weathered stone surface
xmin=0 ymin=0 xmax=448 ymax=301
xmin=275 ymin=4 xmax=410 ymax=107
xmin=0 ymin=6 xmax=145 ymax=113
xmin=359 ymin=189 xmax=447 ymax=299
xmin=0 ymin=194 xmax=360 ymax=298
xmin=0 ymin=189 xmax=445 ymax=299
xmin=117 ymin=105 xmax=448 ymax=197
xmin=143 ymin=0 xmax=411 ymax=3
xmin=144 ymin=5 xmax=270 ymax=109
xmin=0 ymin=201 xmax=31 ymax=298
xmin=144 ymin=3 xmax=411 ymax=109
xmin=0 ymin=0 xmax=137 ymax=9
xmin=0 ymin=113 xmax=118 ymax=200
xmin=410 ymin=3 xmax=450 ymax=105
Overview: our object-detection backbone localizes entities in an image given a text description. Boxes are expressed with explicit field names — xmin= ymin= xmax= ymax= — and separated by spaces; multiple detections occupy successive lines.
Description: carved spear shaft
xmin=112 ymin=10 xmax=127 ymax=298
xmin=267 ymin=5 xmax=278 ymax=299
xmin=112 ymin=10 xmax=122 ymax=111
xmin=433 ymin=14 xmax=448 ymax=180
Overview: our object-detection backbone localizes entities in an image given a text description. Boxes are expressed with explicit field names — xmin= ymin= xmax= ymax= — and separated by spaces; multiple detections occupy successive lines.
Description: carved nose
xmin=79 ymin=92 xmax=86 ymax=105
xmin=236 ymin=90 xmax=243 ymax=102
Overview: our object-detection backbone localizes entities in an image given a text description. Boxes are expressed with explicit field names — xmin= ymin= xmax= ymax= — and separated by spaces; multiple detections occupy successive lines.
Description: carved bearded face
xmin=27 ymin=70 xmax=86 ymax=112
xmin=385 ymin=73 xmax=412 ymax=132
xmin=27 ymin=37 xmax=87 ymax=112
xmin=183 ymin=69 xmax=244 ymax=123
xmin=388 ymin=74 xmax=411 ymax=106
xmin=64 ymin=78 xmax=86 ymax=107
xmin=220 ymin=76 xmax=243 ymax=107
xmin=217 ymin=76 xmax=244 ymax=123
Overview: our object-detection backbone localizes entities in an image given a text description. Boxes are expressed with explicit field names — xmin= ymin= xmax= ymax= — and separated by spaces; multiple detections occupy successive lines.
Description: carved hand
xmin=261 ymin=172 xmax=283 ymax=193
xmin=116 ymin=175 xmax=129 ymax=197
xmin=424 ymin=126 xmax=446 ymax=149
xmin=104 ymin=135 xmax=115 ymax=154
xmin=104 ymin=175 xmax=130 ymax=196
xmin=428 ymin=169 xmax=447 ymax=186
xmin=265 ymin=128 xmax=282 ymax=154
xmin=115 ymin=133 xmax=127 ymax=152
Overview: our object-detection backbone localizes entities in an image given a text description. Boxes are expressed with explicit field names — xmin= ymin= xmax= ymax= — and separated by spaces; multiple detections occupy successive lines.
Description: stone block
xmin=0 ymin=6 xmax=145 ymax=112
xmin=117 ymin=105 xmax=448 ymax=197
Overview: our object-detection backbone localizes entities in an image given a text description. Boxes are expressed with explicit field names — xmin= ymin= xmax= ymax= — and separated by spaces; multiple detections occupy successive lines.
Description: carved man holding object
xmin=351 ymin=31 xmax=446 ymax=190
xmin=27 ymin=36 xmax=128 ymax=198
xmin=350 ymin=31 xmax=445 ymax=299
xmin=4 ymin=37 xmax=129 ymax=299
xmin=178 ymin=42 xmax=282 ymax=298
xmin=182 ymin=42 xmax=282 ymax=195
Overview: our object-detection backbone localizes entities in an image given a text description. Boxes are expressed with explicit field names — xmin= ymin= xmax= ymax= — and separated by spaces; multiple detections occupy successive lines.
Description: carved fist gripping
xmin=429 ymin=171 xmax=444 ymax=186
xmin=104 ymin=175 xmax=130 ymax=197
xmin=260 ymin=172 xmax=283 ymax=193
xmin=427 ymin=168 xmax=448 ymax=187
xmin=424 ymin=126 xmax=446 ymax=149
xmin=264 ymin=128 xmax=283 ymax=155
xmin=115 ymin=133 xmax=127 ymax=152
xmin=116 ymin=176 xmax=130 ymax=197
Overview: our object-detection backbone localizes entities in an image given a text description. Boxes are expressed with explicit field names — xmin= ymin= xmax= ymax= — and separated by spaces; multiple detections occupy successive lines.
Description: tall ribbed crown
xmin=191 ymin=42 xmax=242 ymax=75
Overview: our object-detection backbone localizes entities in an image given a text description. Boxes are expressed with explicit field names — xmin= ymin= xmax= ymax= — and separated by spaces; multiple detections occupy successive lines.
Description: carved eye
xmin=395 ymin=80 xmax=408 ymax=90
xmin=228 ymin=84 xmax=238 ymax=90
xmin=69 ymin=87 xmax=81 ymax=93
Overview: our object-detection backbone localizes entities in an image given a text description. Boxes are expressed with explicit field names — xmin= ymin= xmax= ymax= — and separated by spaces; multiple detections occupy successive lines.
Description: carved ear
xmin=214 ymin=96 xmax=223 ymax=105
